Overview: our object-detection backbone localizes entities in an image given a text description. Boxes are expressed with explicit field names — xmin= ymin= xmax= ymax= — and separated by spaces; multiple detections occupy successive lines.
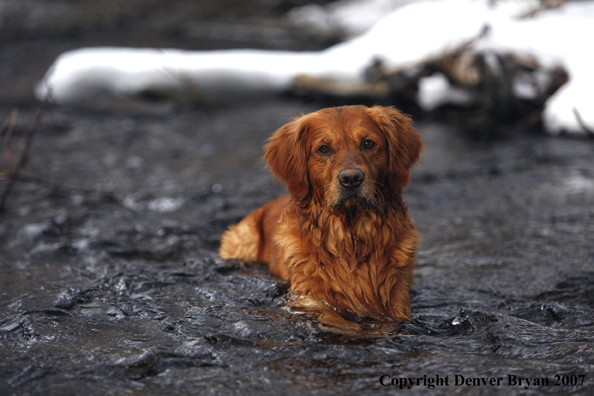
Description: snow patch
xmin=37 ymin=0 xmax=594 ymax=135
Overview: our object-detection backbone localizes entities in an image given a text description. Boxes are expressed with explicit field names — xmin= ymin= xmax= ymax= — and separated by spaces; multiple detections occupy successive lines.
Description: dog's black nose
xmin=338 ymin=168 xmax=365 ymax=188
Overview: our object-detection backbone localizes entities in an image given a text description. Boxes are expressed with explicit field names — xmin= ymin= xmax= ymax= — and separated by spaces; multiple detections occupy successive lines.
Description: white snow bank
xmin=37 ymin=0 xmax=594 ymax=134
xmin=37 ymin=1 xmax=489 ymax=104
xmin=288 ymin=0 xmax=421 ymax=36
xmin=287 ymin=0 xmax=541 ymax=36
xmin=37 ymin=48 xmax=324 ymax=104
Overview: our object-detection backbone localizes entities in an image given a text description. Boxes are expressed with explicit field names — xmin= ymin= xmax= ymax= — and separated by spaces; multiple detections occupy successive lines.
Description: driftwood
xmin=290 ymin=2 xmax=589 ymax=130
xmin=424 ymin=42 xmax=568 ymax=122
xmin=291 ymin=19 xmax=569 ymax=130
xmin=293 ymin=74 xmax=389 ymax=100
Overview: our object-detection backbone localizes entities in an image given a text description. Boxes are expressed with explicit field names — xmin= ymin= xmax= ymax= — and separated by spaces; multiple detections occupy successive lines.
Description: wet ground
xmin=1 ymin=99 xmax=593 ymax=395
xmin=1 ymin=1 xmax=594 ymax=394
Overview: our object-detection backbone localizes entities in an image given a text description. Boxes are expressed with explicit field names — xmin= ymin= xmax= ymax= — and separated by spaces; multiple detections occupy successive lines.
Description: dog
xmin=220 ymin=105 xmax=423 ymax=323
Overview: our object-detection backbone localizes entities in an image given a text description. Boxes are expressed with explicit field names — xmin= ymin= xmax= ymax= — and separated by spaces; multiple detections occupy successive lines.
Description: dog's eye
xmin=318 ymin=145 xmax=330 ymax=154
xmin=364 ymin=140 xmax=375 ymax=149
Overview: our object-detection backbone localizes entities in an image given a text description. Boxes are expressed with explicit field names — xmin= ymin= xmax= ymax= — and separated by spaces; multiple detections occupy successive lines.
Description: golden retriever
xmin=220 ymin=105 xmax=423 ymax=323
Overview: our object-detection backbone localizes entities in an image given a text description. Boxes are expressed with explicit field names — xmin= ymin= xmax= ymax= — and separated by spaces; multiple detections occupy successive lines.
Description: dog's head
xmin=265 ymin=105 xmax=423 ymax=210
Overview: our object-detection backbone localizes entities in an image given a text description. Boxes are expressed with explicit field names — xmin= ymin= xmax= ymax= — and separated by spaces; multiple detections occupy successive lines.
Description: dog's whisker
xmin=369 ymin=179 xmax=386 ymax=187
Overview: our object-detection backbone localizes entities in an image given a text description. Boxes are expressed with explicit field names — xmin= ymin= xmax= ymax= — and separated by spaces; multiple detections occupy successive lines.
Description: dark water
xmin=1 ymin=101 xmax=593 ymax=395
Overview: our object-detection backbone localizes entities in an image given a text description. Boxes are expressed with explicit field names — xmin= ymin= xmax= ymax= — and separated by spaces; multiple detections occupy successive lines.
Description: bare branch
xmin=573 ymin=108 xmax=594 ymax=139
xmin=0 ymin=102 xmax=47 ymax=212
xmin=1 ymin=109 xmax=19 ymax=170
xmin=518 ymin=0 xmax=570 ymax=19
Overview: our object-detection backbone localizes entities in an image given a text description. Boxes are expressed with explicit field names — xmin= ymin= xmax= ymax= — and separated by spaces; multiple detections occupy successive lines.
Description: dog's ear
xmin=367 ymin=106 xmax=423 ymax=189
xmin=264 ymin=115 xmax=310 ymax=200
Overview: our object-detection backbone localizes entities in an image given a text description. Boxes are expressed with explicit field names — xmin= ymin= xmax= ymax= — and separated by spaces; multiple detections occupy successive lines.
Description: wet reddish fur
xmin=220 ymin=105 xmax=423 ymax=321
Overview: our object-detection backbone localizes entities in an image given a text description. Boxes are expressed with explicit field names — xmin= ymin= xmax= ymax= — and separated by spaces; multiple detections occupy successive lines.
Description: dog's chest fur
xmin=275 ymin=201 xmax=418 ymax=320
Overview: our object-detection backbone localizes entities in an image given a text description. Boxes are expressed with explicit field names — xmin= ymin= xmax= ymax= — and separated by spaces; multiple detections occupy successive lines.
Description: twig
xmin=0 ymin=109 xmax=18 ymax=170
xmin=0 ymin=102 xmax=47 ymax=212
xmin=518 ymin=0 xmax=570 ymax=19
xmin=573 ymin=108 xmax=594 ymax=139
xmin=14 ymin=172 xmax=83 ymax=194
xmin=14 ymin=172 xmax=113 ymax=197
